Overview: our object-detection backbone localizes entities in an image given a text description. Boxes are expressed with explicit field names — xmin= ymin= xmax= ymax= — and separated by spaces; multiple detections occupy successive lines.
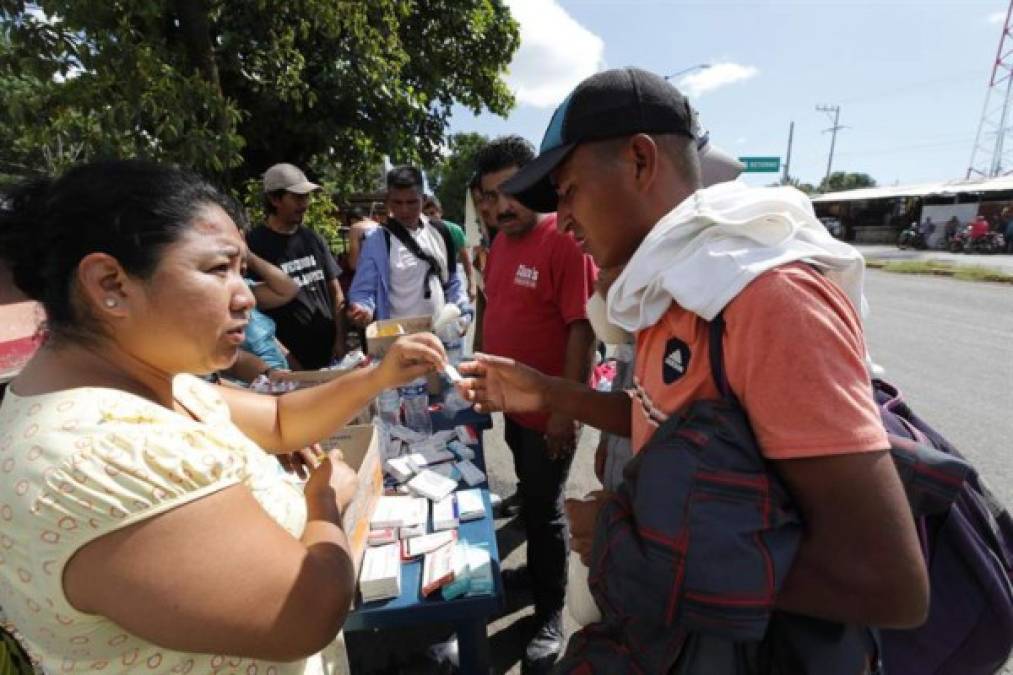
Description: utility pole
xmin=783 ymin=121 xmax=794 ymax=184
xmin=816 ymin=104 xmax=845 ymax=185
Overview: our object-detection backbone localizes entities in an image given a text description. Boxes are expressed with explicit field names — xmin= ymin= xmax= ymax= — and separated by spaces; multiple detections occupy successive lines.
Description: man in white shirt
xmin=347 ymin=166 xmax=470 ymax=325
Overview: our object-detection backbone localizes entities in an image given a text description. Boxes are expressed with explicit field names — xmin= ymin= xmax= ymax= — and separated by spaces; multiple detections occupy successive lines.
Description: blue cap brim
xmin=499 ymin=143 xmax=576 ymax=213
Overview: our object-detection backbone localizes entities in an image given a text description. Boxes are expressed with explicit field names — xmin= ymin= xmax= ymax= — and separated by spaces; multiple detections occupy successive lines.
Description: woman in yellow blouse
xmin=0 ymin=160 xmax=446 ymax=674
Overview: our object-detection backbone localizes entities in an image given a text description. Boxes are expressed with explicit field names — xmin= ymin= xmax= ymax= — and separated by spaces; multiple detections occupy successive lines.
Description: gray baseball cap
xmin=697 ymin=131 xmax=745 ymax=187
xmin=263 ymin=163 xmax=320 ymax=194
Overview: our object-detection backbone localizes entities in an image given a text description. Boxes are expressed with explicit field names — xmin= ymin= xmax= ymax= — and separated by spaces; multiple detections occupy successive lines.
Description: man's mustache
xmin=497 ymin=212 xmax=518 ymax=224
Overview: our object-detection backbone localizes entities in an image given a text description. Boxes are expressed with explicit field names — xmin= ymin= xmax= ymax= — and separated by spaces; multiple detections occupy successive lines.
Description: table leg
xmin=454 ymin=619 xmax=491 ymax=675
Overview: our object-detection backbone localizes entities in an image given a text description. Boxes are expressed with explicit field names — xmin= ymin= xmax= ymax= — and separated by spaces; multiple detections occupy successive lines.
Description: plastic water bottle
xmin=399 ymin=377 xmax=432 ymax=434
xmin=377 ymin=388 xmax=401 ymax=427
xmin=438 ymin=322 xmax=464 ymax=366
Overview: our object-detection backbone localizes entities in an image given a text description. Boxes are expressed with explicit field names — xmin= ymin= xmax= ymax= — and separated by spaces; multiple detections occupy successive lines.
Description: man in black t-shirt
xmin=246 ymin=163 xmax=345 ymax=369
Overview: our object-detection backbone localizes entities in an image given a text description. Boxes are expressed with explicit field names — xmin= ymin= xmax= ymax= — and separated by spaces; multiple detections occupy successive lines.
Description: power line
xmin=837 ymin=137 xmax=977 ymax=157
xmin=837 ymin=70 xmax=984 ymax=105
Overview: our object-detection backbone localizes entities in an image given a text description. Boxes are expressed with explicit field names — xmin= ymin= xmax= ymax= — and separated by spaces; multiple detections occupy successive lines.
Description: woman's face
xmin=124 ymin=204 xmax=255 ymax=375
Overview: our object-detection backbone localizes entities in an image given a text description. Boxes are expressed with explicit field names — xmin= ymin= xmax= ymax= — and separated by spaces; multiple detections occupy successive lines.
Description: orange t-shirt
xmin=631 ymin=263 xmax=888 ymax=459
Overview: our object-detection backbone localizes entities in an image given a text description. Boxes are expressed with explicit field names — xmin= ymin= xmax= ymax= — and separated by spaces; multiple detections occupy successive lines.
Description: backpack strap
xmin=707 ymin=311 xmax=737 ymax=402
xmin=382 ymin=218 xmax=451 ymax=299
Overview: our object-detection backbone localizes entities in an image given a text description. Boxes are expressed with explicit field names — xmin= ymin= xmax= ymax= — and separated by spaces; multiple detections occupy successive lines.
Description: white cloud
xmin=987 ymin=10 xmax=1007 ymax=24
xmin=736 ymin=137 xmax=748 ymax=145
xmin=677 ymin=63 xmax=759 ymax=98
xmin=504 ymin=0 xmax=605 ymax=108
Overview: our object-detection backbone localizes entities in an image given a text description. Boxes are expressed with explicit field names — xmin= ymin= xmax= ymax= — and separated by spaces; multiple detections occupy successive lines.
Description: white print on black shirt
xmin=662 ymin=337 xmax=692 ymax=385
xmin=513 ymin=264 xmax=539 ymax=289
xmin=281 ymin=255 xmax=326 ymax=287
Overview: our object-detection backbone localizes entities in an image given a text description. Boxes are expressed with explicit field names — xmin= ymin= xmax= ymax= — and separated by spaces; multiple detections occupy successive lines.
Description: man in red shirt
xmin=969 ymin=215 xmax=990 ymax=240
xmin=474 ymin=135 xmax=597 ymax=671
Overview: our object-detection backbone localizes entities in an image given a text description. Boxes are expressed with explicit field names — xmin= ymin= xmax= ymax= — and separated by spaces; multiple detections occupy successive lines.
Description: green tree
xmin=781 ymin=176 xmax=818 ymax=195
xmin=0 ymin=1 xmax=520 ymax=195
xmin=427 ymin=132 xmax=488 ymax=223
xmin=818 ymin=171 xmax=876 ymax=193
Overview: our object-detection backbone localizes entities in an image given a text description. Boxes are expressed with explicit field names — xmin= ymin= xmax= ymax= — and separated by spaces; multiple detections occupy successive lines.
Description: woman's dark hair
xmin=0 ymin=159 xmax=241 ymax=343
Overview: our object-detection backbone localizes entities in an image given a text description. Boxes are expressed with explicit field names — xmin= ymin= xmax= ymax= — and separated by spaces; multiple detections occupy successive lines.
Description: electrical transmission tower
xmin=967 ymin=0 xmax=1013 ymax=178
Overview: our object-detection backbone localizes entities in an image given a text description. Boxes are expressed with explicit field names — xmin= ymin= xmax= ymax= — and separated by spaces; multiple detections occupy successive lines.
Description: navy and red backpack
xmin=874 ymin=379 xmax=1013 ymax=674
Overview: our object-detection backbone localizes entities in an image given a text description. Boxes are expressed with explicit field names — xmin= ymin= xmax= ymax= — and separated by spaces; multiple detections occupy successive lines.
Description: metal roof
xmin=810 ymin=175 xmax=1013 ymax=203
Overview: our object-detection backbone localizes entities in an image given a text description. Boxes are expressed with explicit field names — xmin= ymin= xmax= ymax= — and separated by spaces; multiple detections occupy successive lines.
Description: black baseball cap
xmin=502 ymin=67 xmax=741 ymax=212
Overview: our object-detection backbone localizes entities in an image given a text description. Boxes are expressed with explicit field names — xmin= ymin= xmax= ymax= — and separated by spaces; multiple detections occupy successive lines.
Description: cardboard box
xmin=270 ymin=368 xmax=373 ymax=425
xmin=320 ymin=424 xmax=384 ymax=574
xmin=365 ymin=315 xmax=433 ymax=358
xmin=365 ymin=315 xmax=444 ymax=394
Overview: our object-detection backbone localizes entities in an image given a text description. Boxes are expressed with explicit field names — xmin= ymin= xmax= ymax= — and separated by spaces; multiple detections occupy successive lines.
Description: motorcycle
xmin=949 ymin=227 xmax=1006 ymax=254
xmin=973 ymin=231 xmax=1007 ymax=254
xmin=898 ymin=224 xmax=928 ymax=250
xmin=947 ymin=227 xmax=969 ymax=253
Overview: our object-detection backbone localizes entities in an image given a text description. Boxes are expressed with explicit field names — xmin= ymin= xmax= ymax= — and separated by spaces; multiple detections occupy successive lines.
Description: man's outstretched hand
xmin=456 ymin=353 xmax=552 ymax=415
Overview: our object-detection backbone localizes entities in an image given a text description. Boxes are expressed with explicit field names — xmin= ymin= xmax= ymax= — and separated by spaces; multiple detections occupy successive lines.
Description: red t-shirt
xmin=483 ymin=215 xmax=598 ymax=431
xmin=970 ymin=218 xmax=990 ymax=239
xmin=631 ymin=263 xmax=888 ymax=459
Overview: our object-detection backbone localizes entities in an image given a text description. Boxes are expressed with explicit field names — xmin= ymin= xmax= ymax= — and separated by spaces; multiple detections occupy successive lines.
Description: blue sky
xmin=449 ymin=0 xmax=1009 ymax=188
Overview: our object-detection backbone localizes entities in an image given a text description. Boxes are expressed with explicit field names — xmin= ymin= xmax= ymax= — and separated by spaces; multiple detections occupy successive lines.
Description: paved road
xmin=856 ymin=244 xmax=1013 ymax=274
xmin=863 ymin=269 xmax=1013 ymax=507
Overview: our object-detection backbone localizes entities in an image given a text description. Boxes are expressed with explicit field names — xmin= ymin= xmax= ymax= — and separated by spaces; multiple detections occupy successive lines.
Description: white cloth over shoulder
xmin=607 ymin=181 xmax=868 ymax=332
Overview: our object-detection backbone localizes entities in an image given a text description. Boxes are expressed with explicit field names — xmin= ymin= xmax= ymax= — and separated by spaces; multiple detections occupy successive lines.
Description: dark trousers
xmin=504 ymin=416 xmax=575 ymax=617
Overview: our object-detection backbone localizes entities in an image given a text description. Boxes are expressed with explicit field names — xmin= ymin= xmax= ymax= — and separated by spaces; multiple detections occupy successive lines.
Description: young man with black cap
xmin=246 ymin=163 xmax=345 ymax=370
xmin=473 ymin=135 xmax=598 ymax=672
xmin=459 ymin=68 xmax=927 ymax=669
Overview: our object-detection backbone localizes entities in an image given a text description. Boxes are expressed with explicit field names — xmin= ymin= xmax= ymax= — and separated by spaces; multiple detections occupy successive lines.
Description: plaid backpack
xmin=874 ymin=379 xmax=1013 ymax=675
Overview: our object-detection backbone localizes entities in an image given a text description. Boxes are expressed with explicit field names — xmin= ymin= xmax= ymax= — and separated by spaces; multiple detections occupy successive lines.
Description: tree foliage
xmin=818 ymin=171 xmax=876 ymax=193
xmin=781 ymin=176 xmax=818 ymax=194
xmin=0 ymin=0 xmax=520 ymax=195
xmin=427 ymin=132 xmax=488 ymax=223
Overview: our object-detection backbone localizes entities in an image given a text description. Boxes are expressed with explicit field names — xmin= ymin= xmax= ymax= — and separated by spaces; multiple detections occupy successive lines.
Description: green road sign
xmin=739 ymin=156 xmax=781 ymax=173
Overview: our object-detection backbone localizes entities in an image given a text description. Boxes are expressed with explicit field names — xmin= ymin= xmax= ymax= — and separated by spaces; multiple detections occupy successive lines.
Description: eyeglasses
xmin=477 ymin=189 xmax=506 ymax=206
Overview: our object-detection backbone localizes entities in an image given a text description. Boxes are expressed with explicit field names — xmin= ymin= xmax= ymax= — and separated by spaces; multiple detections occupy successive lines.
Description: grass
xmin=865 ymin=258 xmax=1013 ymax=284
